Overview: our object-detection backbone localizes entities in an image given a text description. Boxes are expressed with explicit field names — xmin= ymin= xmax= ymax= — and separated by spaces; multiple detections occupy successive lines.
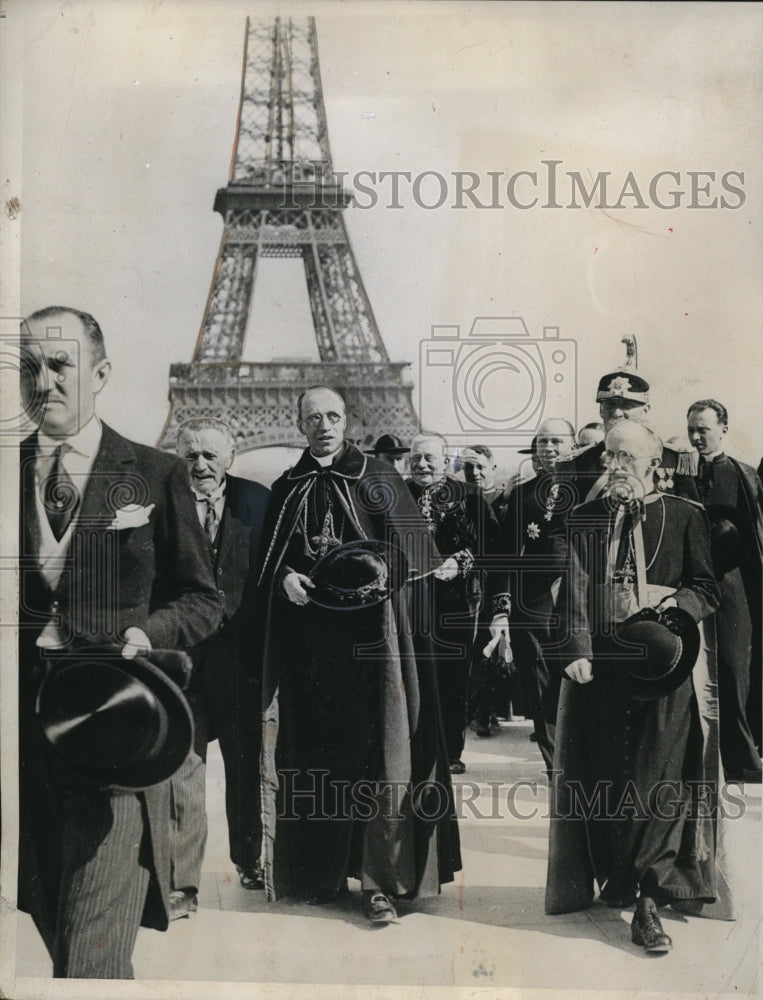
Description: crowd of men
xmin=15 ymin=305 xmax=762 ymax=977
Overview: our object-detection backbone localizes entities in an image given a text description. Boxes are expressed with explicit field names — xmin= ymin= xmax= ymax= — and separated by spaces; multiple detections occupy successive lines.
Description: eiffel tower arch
xmin=158 ymin=16 xmax=419 ymax=453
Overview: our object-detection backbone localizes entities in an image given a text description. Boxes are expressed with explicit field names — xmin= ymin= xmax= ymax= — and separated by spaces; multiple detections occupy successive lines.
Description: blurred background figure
xmin=576 ymin=421 xmax=604 ymax=449
xmin=462 ymin=444 xmax=510 ymax=524
xmin=364 ymin=432 xmax=410 ymax=476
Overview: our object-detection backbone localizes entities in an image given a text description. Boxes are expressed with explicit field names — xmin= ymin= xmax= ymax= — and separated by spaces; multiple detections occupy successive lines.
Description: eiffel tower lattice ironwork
xmin=158 ymin=16 xmax=419 ymax=452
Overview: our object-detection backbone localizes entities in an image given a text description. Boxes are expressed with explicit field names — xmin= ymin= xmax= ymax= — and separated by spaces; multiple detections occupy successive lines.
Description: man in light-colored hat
xmin=546 ymin=420 xmax=729 ymax=951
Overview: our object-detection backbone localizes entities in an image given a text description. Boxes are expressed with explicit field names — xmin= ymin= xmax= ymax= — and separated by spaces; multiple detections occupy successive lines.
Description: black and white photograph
xmin=1 ymin=2 xmax=761 ymax=998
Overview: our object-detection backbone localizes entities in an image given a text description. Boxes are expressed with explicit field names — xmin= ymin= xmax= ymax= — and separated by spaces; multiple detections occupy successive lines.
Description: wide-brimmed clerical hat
xmin=517 ymin=437 xmax=538 ymax=456
xmin=36 ymin=644 xmax=193 ymax=790
xmin=308 ymin=538 xmax=408 ymax=610
xmin=705 ymin=503 xmax=750 ymax=576
xmin=595 ymin=370 xmax=650 ymax=404
xmin=613 ymin=606 xmax=699 ymax=701
xmin=364 ymin=433 xmax=410 ymax=457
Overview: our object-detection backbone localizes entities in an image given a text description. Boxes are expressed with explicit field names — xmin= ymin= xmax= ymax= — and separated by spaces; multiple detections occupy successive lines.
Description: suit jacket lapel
xmin=20 ymin=434 xmax=42 ymax=563
xmin=76 ymin=423 xmax=137 ymax=528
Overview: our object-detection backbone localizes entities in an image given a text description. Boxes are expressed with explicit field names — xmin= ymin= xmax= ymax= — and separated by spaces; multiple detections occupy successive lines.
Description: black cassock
xmin=257 ymin=443 xmax=461 ymax=901
xmin=406 ymin=477 xmax=503 ymax=762
xmin=545 ymin=492 xmax=733 ymax=914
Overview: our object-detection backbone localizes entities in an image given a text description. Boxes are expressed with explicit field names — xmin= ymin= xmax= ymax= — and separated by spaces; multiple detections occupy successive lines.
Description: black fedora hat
xmin=705 ymin=504 xmax=750 ymax=576
xmin=37 ymin=644 xmax=193 ymax=790
xmin=613 ymin=606 xmax=700 ymax=701
xmin=308 ymin=539 xmax=408 ymax=610
xmin=365 ymin=433 xmax=410 ymax=456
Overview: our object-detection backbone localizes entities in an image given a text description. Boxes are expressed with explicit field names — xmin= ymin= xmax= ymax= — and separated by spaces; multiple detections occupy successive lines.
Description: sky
xmin=6 ymin=0 xmax=763 ymax=481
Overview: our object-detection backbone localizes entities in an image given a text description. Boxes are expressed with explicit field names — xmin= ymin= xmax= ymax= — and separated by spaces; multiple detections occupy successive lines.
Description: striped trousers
xmin=53 ymin=789 xmax=151 ymax=979
xmin=169 ymin=750 xmax=208 ymax=892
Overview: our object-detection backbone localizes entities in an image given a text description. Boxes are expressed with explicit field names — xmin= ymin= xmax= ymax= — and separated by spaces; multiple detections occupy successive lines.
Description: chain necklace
xmin=302 ymin=479 xmax=343 ymax=558
xmin=614 ymin=496 xmax=665 ymax=582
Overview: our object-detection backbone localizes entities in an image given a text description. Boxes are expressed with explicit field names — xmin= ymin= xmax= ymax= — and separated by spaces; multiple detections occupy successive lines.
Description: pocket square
xmin=109 ymin=503 xmax=156 ymax=530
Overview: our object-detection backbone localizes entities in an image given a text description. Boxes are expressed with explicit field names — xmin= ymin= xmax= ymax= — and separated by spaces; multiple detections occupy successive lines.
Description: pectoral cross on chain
xmin=309 ymin=509 xmax=341 ymax=557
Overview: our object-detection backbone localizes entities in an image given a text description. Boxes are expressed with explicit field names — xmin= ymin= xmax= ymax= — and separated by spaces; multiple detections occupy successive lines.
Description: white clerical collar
xmin=38 ymin=415 xmax=102 ymax=458
xmin=192 ymin=480 xmax=226 ymax=504
xmin=311 ymin=448 xmax=342 ymax=468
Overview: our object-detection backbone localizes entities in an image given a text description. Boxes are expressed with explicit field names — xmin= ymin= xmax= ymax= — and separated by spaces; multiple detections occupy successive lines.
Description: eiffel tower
xmin=158 ymin=16 xmax=419 ymax=452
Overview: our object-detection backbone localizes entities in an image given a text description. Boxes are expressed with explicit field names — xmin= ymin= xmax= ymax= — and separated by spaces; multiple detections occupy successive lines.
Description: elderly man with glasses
xmin=546 ymin=420 xmax=729 ymax=953
xmin=256 ymin=386 xmax=461 ymax=925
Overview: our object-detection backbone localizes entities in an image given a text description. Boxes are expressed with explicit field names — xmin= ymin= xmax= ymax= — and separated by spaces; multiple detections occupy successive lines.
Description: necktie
xmin=203 ymin=497 xmax=219 ymax=543
xmin=43 ymin=443 xmax=80 ymax=541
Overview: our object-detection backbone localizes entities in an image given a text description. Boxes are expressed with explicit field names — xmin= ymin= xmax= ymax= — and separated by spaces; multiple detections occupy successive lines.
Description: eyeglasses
xmin=602 ymin=449 xmax=648 ymax=466
xmin=302 ymin=411 xmax=343 ymax=428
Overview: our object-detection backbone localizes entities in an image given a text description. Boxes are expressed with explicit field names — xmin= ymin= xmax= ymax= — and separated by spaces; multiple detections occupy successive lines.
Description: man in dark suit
xmin=554 ymin=370 xmax=698 ymax=505
xmin=18 ymin=306 xmax=222 ymax=978
xmin=167 ymin=418 xmax=271 ymax=917
xmin=498 ymin=418 xmax=577 ymax=768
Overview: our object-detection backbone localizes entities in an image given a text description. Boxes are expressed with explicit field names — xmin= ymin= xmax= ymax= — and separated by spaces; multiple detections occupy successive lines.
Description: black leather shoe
xmin=631 ymin=897 xmax=672 ymax=954
xmin=237 ymin=863 xmax=265 ymax=890
xmin=363 ymin=890 xmax=399 ymax=925
xmin=169 ymin=889 xmax=198 ymax=921
xmin=307 ymin=885 xmax=345 ymax=906
xmin=449 ymin=760 xmax=466 ymax=775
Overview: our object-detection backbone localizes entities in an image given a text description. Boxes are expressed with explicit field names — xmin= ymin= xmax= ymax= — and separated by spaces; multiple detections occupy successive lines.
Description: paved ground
xmin=13 ymin=721 xmax=762 ymax=998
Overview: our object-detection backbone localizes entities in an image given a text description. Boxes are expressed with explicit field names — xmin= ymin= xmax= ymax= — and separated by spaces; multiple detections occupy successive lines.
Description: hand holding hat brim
xmin=37 ymin=643 xmax=193 ymax=790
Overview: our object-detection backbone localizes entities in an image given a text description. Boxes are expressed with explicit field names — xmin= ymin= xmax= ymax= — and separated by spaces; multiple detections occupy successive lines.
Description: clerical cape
xmin=257 ymin=443 xmax=461 ymax=901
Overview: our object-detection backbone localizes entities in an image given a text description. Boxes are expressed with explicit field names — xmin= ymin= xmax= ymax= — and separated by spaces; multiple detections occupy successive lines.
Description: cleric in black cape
xmin=256 ymin=386 xmax=460 ymax=921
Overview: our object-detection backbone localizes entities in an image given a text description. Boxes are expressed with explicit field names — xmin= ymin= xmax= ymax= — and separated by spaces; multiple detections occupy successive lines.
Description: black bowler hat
xmin=596 ymin=371 xmax=650 ymax=404
xmin=365 ymin=433 xmax=410 ymax=457
xmin=308 ymin=539 xmax=409 ymax=610
xmin=518 ymin=437 xmax=538 ymax=456
xmin=705 ymin=504 xmax=750 ymax=576
xmin=613 ymin=606 xmax=700 ymax=701
xmin=37 ymin=644 xmax=193 ymax=790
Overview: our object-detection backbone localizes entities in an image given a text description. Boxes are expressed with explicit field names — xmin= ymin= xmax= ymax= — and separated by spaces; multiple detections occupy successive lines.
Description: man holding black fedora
xmin=545 ymin=420 xmax=727 ymax=953
xmin=18 ymin=306 xmax=221 ymax=978
xmin=257 ymin=386 xmax=461 ymax=925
